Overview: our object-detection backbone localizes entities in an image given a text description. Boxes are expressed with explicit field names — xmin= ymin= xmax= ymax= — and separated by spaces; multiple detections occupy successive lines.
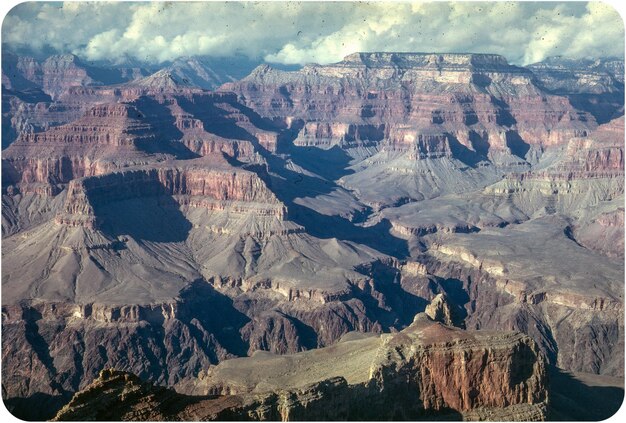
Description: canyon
xmin=53 ymin=314 xmax=549 ymax=421
xmin=2 ymin=51 xmax=624 ymax=420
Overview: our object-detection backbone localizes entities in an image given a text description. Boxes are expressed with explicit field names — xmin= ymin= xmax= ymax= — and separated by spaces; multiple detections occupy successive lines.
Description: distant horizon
xmin=1 ymin=2 xmax=624 ymax=67
xmin=2 ymin=47 xmax=624 ymax=70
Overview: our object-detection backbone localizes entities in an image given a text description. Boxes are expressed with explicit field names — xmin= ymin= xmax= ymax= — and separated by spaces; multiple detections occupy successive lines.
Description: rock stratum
xmin=54 ymin=315 xmax=548 ymax=421
xmin=2 ymin=51 xmax=624 ymax=420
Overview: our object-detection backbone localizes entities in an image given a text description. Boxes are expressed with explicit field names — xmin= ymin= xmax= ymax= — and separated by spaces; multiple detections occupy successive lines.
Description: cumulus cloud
xmin=1 ymin=1 xmax=624 ymax=65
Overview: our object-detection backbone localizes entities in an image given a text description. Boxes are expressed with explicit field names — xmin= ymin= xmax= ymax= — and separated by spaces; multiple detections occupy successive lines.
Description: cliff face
xmin=52 ymin=316 xmax=548 ymax=421
xmin=2 ymin=103 xmax=164 ymax=189
xmin=413 ymin=217 xmax=624 ymax=376
xmin=58 ymin=164 xmax=281 ymax=228
xmin=2 ymin=97 xmax=269 ymax=201
xmin=484 ymin=116 xmax=624 ymax=218
xmin=528 ymin=56 xmax=624 ymax=124
xmin=0 ymin=284 xmax=424 ymax=420
xmin=223 ymin=52 xmax=594 ymax=159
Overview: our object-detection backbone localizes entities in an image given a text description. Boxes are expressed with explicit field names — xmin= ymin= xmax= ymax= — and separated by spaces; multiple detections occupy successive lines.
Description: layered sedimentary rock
xmin=414 ymin=217 xmax=624 ymax=376
xmin=222 ymin=52 xmax=599 ymax=210
xmin=2 ymin=89 xmax=271 ymax=193
xmin=57 ymin=160 xmax=282 ymax=228
xmin=2 ymin=50 xmax=624 ymax=421
xmin=484 ymin=117 xmax=624 ymax=218
xmin=158 ymin=55 xmax=260 ymax=90
xmin=2 ymin=103 xmax=168 ymax=195
xmin=53 ymin=316 xmax=548 ymax=421
xmin=529 ymin=56 xmax=624 ymax=124
xmin=39 ymin=55 xmax=97 ymax=100
xmin=224 ymin=52 xmax=594 ymax=159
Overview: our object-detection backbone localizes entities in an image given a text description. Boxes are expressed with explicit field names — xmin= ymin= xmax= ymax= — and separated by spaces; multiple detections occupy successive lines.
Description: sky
xmin=1 ymin=1 xmax=624 ymax=66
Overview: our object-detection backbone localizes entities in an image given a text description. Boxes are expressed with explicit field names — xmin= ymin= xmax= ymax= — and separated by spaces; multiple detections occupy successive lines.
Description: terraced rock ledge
xmin=53 ymin=314 xmax=547 ymax=421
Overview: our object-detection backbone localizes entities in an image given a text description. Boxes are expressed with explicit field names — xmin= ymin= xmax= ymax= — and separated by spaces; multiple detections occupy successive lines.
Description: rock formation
xmin=53 ymin=316 xmax=548 ymax=421
xmin=425 ymin=293 xmax=465 ymax=328
xmin=528 ymin=56 xmax=624 ymax=124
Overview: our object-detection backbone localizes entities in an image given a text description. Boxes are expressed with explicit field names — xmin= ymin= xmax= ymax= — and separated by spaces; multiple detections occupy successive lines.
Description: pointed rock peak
xmin=132 ymin=68 xmax=189 ymax=89
xmin=242 ymin=63 xmax=278 ymax=81
xmin=425 ymin=293 xmax=465 ymax=328
xmin=251 ymin=63 xmax=274 ymax=75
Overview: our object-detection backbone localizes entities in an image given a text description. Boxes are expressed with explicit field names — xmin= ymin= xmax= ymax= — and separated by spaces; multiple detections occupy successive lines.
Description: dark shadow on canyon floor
xmin=547 ymin=365 xmax=624 ymax=421
xmin=2 ymin=392 xmax=72 ymax=421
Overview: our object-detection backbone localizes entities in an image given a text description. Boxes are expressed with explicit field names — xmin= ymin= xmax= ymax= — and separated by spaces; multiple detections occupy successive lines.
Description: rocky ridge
xmin=52 ymin=315 xmax=548 ymax=421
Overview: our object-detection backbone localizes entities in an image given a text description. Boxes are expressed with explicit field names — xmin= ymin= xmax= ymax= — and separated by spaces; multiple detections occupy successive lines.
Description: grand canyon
xmin=1 ymin=2 xmax=625 ymax=421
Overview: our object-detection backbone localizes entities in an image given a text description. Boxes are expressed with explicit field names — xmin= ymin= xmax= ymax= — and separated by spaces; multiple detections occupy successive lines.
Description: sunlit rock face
xmin=2 ymin=51 xmax=623 ymax=421
xmin=53 ymin=317 xmax=548 ymax=421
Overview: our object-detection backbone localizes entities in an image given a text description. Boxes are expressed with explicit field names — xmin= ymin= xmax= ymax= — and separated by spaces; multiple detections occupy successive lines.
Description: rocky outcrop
xmin=179 ymin=315 xmax=548 ymax=420
xmin=52 ymin=316 xmax=548 ymax=421
xmin=425 ymin=293 xmax=465 ymax=328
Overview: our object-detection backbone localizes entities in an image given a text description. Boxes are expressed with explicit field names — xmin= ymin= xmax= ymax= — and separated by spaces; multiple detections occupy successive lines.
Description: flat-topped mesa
xmin=240 ymin=52 xmax=531 ymax=90
xmin=58 ymin=164 xmax=284 ymax=228
xmin=298 ymin=52 xmax=521 ymax=84
xmin=339 ymin=51 xmax=512 ymax=69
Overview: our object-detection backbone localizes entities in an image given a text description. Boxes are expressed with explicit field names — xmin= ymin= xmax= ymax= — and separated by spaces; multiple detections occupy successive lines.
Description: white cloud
xmin=1 ymin=1 xmax=624 ymax=65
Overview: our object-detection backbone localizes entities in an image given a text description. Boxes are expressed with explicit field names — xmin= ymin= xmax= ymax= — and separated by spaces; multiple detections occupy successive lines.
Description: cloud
xmin=1 ymin=1 xmax=624 ymax=65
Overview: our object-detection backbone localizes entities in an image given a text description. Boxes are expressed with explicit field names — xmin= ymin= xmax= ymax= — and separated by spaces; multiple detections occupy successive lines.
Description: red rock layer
xmin=59 ymin=164 xmax=281 ymax=228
